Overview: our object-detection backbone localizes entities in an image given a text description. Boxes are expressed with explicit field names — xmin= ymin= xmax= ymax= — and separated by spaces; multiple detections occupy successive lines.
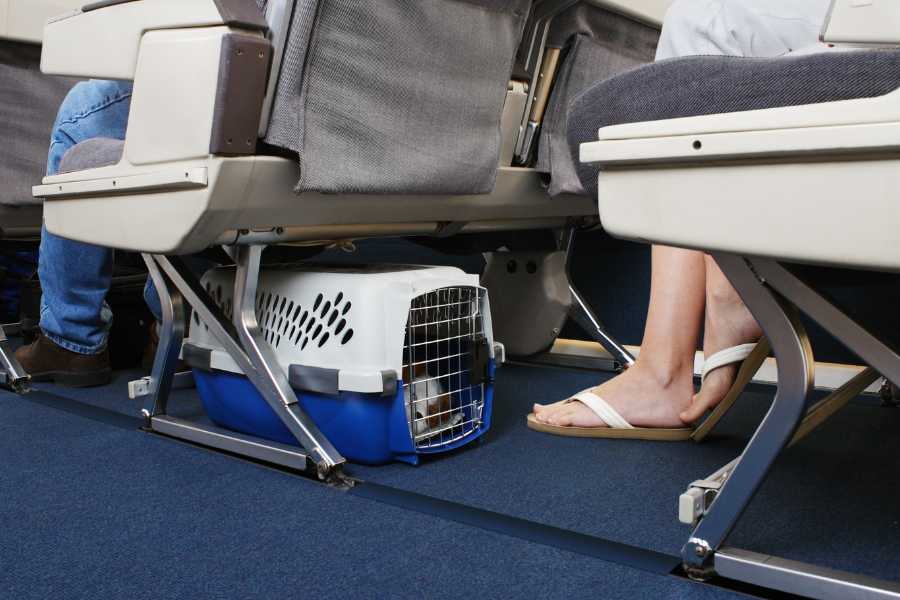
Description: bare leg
xmin=680 ymin=255 xmax=763 ymax=424
xmin=533 ymin=246 xmax=705 ymax=428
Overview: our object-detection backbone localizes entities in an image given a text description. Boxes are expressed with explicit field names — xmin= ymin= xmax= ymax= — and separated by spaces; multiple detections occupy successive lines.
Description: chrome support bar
xmin=151 ymin=415 xmax=310 ymax=472
xmin=140 ymin=254 xmax=186 ymax=418
xmin=230 ymin=245 xmax=345 ymax=476
xmin=679 ymin=366 xmax=880 ymax=526
xmin=134 ymin=252 xmax=347 ymax=480
xmin=754 ymin=259 xmax=900 ymax=388
xmin=682 ymin=254 xmax=813 ymax=578
xmin=0 ymin=324 xmax=29 ymax=394
xmin=716 ymin=547 xmax=900 ymax=600
xmin=560 ymin=227 xmax=636 ymax=370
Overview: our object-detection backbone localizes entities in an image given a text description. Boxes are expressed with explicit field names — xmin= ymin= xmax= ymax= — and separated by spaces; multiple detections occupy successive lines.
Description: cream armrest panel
xmin=1 ymin=0 xmax=83 ymax=43
xmin=823 ymin=0 xmax=900 ymax=46
xmin=40 ymin=0 xmax=235 ymax=80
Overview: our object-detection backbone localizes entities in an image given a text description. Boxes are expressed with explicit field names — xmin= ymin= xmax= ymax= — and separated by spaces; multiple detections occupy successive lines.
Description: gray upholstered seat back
xmin=567 ymin=49 xmax=900 ymax=198
xmin=262 ymin=0 xmax=531 ymax=195
xmin=0 ymin=41 xmax=78 ymax=207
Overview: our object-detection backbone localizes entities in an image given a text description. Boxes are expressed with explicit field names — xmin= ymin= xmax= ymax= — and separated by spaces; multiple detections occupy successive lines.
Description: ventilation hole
xmin=320 ymin=301 xmax=331 ymax=318
xmin=290 ymin=325 xmax=296 ymax=338
xmin=341 ymin=329 xmax=354 ymax=345
xmin=293 ymin=305 xmax=303 ymax=322
xmin=298 ymin=310 xmax=308 ymax=327
xmin=306 ymin=317 xmax=316 ymax=333
xmin=286 ymin=300 xmax=294 ymax=318
xmin=342 ymin=302 xmax=351 ymax=315
xmin=318 ymin=332 xmax=330 ymax=347
xmin=693 ymin=140 xmax=702 ymax=150
xmin=334 ymin=292 xmax=343 ymax=305
xmin=334 ymin=319 xmax=346 ymax=335
xmin=278 ymin=316 xmax=284 ymax=332
xmin=312 ymin=324 xmax=322 ymax=340
xmin=301 ymin=338 xmax=309 ymax=350
xmin=279 ymin=296 xmax=287 ymax=313
xmin=328 ymin=309 xmax=338 ymax=326
xmin=193 ymin=312 xmax=200 ymax=326
xmin=265 ymin=293 xmax=272 ymax=310
xmin=313 ymin=293 xmax=323 ymax=311
xmin=294 ymin=329 xmax=303 ymax=344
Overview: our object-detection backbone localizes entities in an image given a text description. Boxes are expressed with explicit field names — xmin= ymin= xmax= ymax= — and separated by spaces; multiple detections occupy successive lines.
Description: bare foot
xmin=680 ymin=282 xmax=763 ymax=424
xmin=531 ymin=360 xmax=694 ymax=429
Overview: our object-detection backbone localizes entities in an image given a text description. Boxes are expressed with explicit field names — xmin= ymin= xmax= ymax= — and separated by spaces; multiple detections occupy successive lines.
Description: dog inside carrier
xmin=184 ymin=264 xmax=498 ymax=465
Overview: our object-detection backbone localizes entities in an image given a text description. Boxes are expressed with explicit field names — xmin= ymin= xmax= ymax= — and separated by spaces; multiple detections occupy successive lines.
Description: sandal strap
xmin=568 ymin=391 xmax=634 ymax=430
xmin=701 ymin=343 xmax=758 ymax=383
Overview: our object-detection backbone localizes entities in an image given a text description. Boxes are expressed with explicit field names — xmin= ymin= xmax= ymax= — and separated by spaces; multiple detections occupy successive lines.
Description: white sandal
xmin=526 ymin=390 xmax=693 ymax=441
xmin=527 ymin=338 xmax=770 ymax=442
xmin=691 ymin=338 xmax=770 ymax=442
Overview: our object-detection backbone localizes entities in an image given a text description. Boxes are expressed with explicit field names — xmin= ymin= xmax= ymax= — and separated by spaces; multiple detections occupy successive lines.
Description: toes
xmin=681 ymin=384 xmax=725 ymax=423
xmin=680 ymin=395 xmax=710 ymax=424
xmin=548 ymin=407 xmax=575 ymax=427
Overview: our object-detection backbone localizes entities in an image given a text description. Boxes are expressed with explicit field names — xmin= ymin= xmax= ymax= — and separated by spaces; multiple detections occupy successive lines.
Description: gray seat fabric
xmin=0 ymin=41 xmax=78 ymax=207
xmin=535 ymin=4 xmax=658 ymax=197
xmin=264 ymin=0 xmax=530 ymax=195
xmin=567 ymin=49 xmax=900 ymax=198
xmin=58 ymin=138 xmax=125 ymax=173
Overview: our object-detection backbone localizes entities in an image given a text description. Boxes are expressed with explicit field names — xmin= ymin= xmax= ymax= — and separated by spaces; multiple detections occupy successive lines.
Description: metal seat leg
xmin=153 ymin=252 xmax=346 ymax=480
xmin=682 ymin=253 xmax=813 ymax=578
xmin=130 ymin=254 xmax=186 ymax=419
xmin=560 ymin=228 xmax=636 ymax=370
xmin=0 ymin=324 xmax=29 ymax=394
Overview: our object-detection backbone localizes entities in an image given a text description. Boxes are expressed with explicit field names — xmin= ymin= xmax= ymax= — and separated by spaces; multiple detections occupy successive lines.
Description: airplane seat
xmin=576 ymin=0 xmax=900 ymax=597
xmin=24 ymin=0 xmax=643 ymax=478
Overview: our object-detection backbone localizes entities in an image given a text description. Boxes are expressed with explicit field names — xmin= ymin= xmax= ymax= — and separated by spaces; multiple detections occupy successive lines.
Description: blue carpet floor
xmin=1 ymin=361 xmax=898 ymax=598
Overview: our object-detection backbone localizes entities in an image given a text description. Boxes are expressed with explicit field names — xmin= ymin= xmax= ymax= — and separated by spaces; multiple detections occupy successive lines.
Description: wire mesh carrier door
xmin=403 ymin=286 xmax=491 ymax=451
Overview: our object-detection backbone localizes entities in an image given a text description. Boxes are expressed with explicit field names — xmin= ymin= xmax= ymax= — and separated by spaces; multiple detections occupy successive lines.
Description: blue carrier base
xmin=193 ymin=363 xmax=494 ymax=466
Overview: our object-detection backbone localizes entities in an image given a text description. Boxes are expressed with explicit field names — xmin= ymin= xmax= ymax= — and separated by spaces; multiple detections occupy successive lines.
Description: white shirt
xmin=656 ymin=0 xmax=835 ymax=60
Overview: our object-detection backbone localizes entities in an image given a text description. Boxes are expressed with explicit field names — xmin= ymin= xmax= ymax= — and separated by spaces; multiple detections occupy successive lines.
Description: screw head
xmin=694 ymin=545 xmax=707 ymax=557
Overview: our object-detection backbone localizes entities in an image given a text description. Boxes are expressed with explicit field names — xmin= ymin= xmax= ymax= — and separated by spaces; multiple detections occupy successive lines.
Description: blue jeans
xmin=39 ymin=80 xmax=163 ymax=354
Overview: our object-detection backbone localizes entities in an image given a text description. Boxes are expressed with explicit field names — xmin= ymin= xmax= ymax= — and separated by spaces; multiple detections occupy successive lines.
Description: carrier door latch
xmin=470 ymin=335 xmax=491 ymax=386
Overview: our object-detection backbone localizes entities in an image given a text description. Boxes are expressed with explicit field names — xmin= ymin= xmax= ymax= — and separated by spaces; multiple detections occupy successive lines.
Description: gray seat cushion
xmin=58 ymin=138 xmax=125 ymax=173
xmin=567 ymin=49 xmax=900 ymax=198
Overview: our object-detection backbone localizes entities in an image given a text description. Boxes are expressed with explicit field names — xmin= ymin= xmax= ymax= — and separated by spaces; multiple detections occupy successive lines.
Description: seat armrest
xmin=41 ymin=0 xmax=266 ymax=80
xmin=822 ymin=0 xmax=900 ymax=46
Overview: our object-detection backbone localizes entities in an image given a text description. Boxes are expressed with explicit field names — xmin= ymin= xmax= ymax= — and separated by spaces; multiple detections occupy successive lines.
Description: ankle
xmin=707 ymin=284 xmax=744 ymax=310
xmin=633 ymin=355 xmax=694 ymax=390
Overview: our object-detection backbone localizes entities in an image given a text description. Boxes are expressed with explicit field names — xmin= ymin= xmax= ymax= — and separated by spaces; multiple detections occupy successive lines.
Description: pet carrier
xmin=184 ymin=264 xmax=498 ymax=465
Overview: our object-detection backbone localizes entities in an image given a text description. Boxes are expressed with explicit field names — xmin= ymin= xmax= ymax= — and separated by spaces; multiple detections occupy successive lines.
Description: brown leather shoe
xmin=14 ymin=333 xmax=111 ymax=388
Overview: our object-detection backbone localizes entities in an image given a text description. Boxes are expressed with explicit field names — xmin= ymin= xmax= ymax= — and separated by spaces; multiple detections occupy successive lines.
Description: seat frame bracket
xmin=139 ymin=249 xmax=346 ymax=481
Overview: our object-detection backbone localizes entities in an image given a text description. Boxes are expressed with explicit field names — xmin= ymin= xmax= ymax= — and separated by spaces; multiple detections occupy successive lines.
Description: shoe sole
xmin=29 ymin=369 xmax=113 ymax=388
